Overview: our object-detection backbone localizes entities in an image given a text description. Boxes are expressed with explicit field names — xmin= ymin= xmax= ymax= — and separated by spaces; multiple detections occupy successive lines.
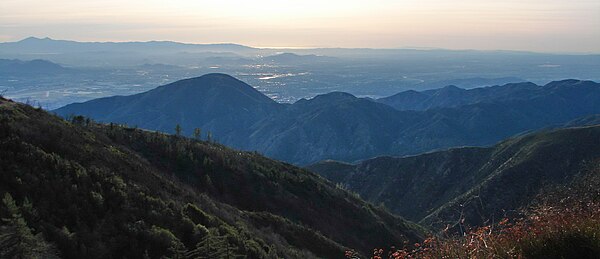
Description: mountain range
xmin=377 ymin=79 xmax=598 ymax=111
xmin=308 ymin=124 xmax=600 ymax=230
xmin=5 ymin=87 xmax=600 ymax=258
xmin=55 ymin=74 xmax=600 ymax=165
xmin=0 ymin=97 xmax=424 ymax=258
xmin=0 ymin=37 xmax=254 ymax=55
xmin=4 ymin=72 xmax=600 ymax=257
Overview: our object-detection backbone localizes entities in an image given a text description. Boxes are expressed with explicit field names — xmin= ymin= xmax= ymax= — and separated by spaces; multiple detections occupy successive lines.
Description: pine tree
xmin=0 ymin=193 xmax=58 ymax=259
xmin=175 ymin=124 xmax=182 ymax=136
xmin=193 ymin=128 xmax=201 ymax=140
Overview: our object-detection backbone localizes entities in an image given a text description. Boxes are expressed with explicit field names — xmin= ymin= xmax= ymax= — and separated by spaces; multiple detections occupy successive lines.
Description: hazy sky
xmin=1 ymin=0 xmax=599 ymax=52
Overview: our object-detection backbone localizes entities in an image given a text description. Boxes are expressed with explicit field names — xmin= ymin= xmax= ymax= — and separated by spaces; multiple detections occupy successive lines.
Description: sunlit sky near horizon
xmin=1 ymin=0 xmax=599 ymax=53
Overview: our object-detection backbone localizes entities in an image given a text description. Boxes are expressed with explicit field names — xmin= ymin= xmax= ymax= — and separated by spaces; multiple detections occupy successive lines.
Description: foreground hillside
xmin=0 ymin=97 xmax=424 ymax=258
xmin=55 ymin=74 xmax=600 ymax=165
xmin=309 ymin=125 xmax=600 ymax=231
xmin=348 ymin=168 xmax=600 ymax=258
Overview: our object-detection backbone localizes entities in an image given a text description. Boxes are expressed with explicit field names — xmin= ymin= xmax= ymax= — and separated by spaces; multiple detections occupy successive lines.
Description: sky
xmin=1 ymin=0 xmax=599 ymax=53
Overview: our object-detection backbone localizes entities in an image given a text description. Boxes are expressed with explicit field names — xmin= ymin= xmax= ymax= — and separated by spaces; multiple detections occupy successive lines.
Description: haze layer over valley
xmin=2 ymin=37 xmax=599 ymax=109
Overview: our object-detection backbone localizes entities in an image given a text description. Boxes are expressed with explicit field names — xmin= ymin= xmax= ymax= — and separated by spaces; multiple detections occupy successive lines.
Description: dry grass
xmin=348 ymin=168 xmax=600 ymax=259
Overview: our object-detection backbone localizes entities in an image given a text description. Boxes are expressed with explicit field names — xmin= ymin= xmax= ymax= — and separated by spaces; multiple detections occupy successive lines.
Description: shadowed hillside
xmin=377 ymin=79 xmax=598 ymax=111
xmin=309 ymin=125 xmax=600 ymax=231
xmin=352 ymin=166 xmax=600 ymax=258
xmin=0 ymin=97 xmax=424 ymax=258
xmin=55 ymin=73 xmax=284 ymax=145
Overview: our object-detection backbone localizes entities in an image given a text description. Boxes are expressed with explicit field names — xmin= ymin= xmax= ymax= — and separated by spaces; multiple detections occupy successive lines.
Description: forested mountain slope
xmin=309 ymin=125 xmax=600 ymax=230
xmin=0 ymin=97 xmax=424 ymax=259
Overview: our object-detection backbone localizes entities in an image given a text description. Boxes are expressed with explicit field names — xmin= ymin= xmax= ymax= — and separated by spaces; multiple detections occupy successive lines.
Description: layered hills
xmin=308 ymin=125 xmax=600 ymax=230
xmin=55 ymin=74 xmax=600 ymax=165
xmin=377 ymin=79 xmax=599 ymax=111
xmin=0 ymin=97 xmax=423 ymax=258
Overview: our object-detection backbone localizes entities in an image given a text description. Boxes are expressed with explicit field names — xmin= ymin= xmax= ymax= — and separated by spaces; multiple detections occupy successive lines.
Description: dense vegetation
xmin=0 ymin=97 xmax=424 ymax=258
xmin=309 ymin=124 xmax=600 ymax=231
xmin=55 ymin=74 xmax=600 ymax=165
xmin=347 ymin=165 xmax=600 ymax=258
xmin=5 ymin=75 xmax=600 ymax=258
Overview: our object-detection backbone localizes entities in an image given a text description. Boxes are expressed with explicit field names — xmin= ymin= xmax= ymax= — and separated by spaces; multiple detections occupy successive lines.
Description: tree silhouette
xmin=193 ymin=128 xmax=201 ymax=140
xmin=175 ymin=124 xmax=182 ymax=136
xmin=0 ymin=193 xmax=58 ymax=258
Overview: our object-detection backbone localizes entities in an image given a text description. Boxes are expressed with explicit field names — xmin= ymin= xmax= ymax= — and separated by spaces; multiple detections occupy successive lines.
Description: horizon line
xmin=3 ymin=36 xmax=600 ymax=56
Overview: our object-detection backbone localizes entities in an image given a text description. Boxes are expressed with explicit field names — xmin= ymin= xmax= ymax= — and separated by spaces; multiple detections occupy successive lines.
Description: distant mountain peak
xmin=309 ymin=91 xmax=357 ymax=102
xmin=21 ymin=36 xmax=41 ymax=41
xmin=403 ymin=89 xmax=421 ymax=94
xmin=189 ymin=72 xmax=237 ymax=81
xmin=0 ymin=58 xmax=68 ymax=75
xmin=274 ymin=52 xmax=301 ymax=57
xmin=544 ymin=79 xmax=588 ymax=87
xmin=165 ymin=73 xmax=245 ymax=88
xmin=318 ymin=91 xmax=356 ymax=98
xmin=293 ymin=92 xmax=358 ymax=107
xmin=147 ymin=73 xmax=277 ymax=106
xmin=439 ymin=85 xmax=464 ymax=91
xmin=203 ymin=72 xmax=238 ymax=78
xmin=55 ymin=73 xmax=280 ymax=138
xmin=19 ymin=36 xmax=52 ymax=42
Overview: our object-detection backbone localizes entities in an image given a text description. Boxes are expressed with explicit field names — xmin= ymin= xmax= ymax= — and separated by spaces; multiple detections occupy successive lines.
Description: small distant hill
xmin=0 ymin=59 xmax=71 ymax=75
xmin=137 ymin=63 xmax=184 ymax=70
xmin=308 ymin=124 xmax=600 ymax=229
xmin=418 ymin=77 xmax=525 ymax=90
xmin=262 ymin=53 xmax=337 ymax=64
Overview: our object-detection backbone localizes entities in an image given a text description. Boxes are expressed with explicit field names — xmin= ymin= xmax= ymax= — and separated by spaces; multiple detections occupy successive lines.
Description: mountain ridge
xmin=54 ymin=75 xmax=600 ymax=165
xmin=56 ymin=73 xmax=283 ymax=145
xmin=307 ymin=124 xmax=600 ymax=230
xmin=0 ymin=96 xmax=424 ymax=258
xmin=376 ymin=79 xmax=600 ymax=111
xmin=1 ymin=37 xmax=255 ymax=54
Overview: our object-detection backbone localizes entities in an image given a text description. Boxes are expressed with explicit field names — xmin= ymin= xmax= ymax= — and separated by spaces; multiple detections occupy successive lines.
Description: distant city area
xmin=2 ymin=37 xmax=599 ymax=109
